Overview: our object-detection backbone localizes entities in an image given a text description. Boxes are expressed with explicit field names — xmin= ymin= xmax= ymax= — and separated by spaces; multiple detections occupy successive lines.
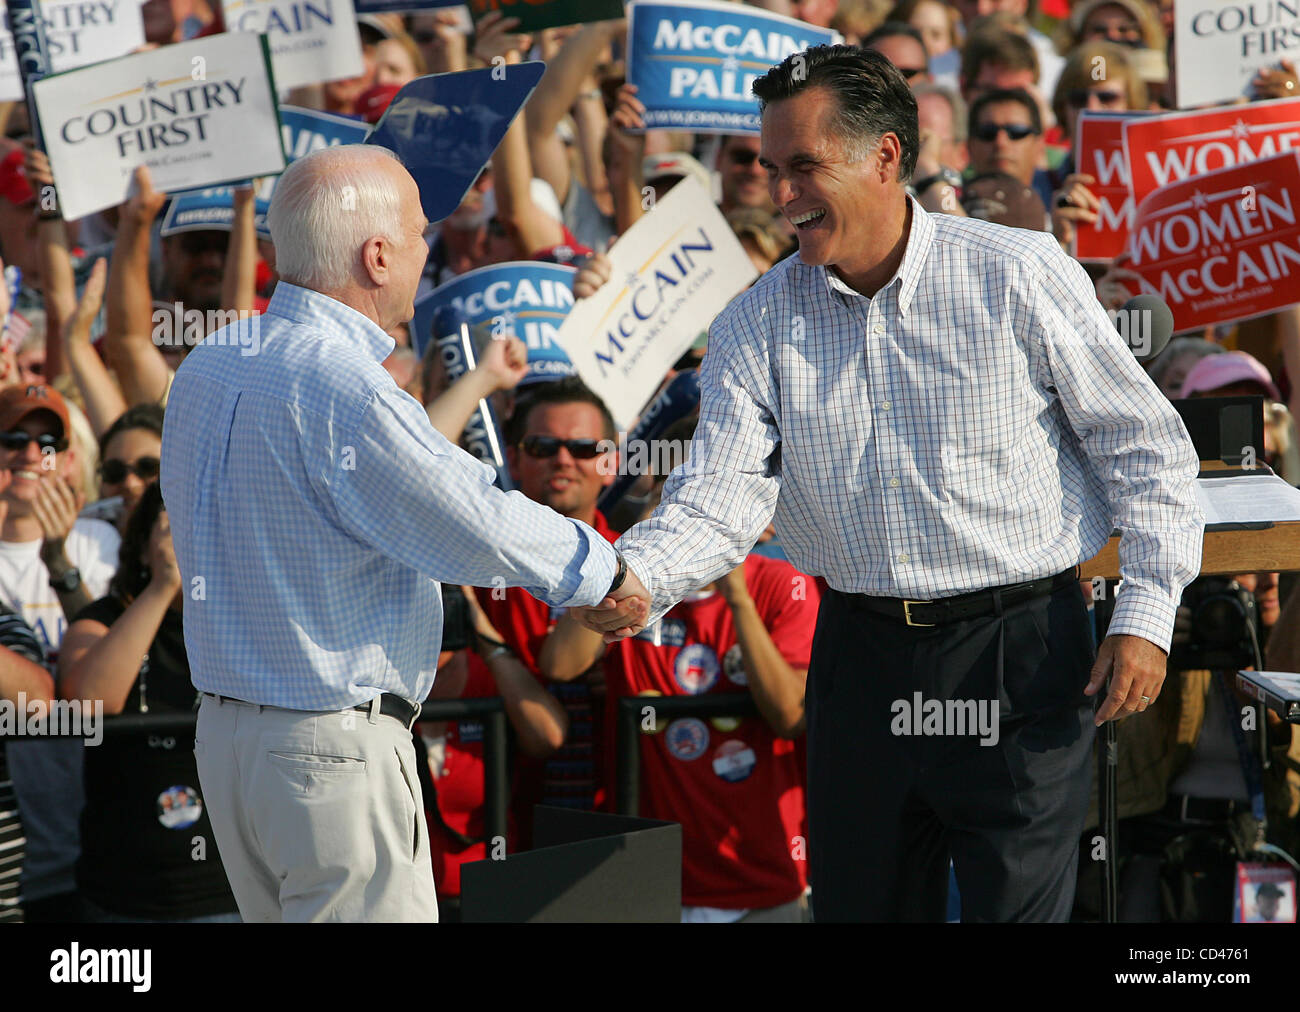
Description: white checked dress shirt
xmin=618 ymin=198 xmax=1204 ymax=652
xmin=160 ymin=283 xmax=617 ymax=710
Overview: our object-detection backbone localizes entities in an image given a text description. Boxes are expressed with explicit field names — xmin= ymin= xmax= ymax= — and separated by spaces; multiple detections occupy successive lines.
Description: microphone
xmin=1112 ymin=295 xmax=1173 ymax=364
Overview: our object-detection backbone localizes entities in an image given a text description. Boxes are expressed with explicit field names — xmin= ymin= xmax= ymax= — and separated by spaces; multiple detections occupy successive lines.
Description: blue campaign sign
xmin=354 ymin=0 xmax=460 ymax=11
xmin=411 ymin=261 xmax=578 ymax=386
xmin=161 ymin=106 xmax=371 ymax=238
xmin=366 ymin=62 xmax=546 ymax=223
xmin=626 ymin=0 xmax=838 ymax=135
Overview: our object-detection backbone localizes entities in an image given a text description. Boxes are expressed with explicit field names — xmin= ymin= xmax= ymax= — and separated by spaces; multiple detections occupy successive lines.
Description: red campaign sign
xmin=1074 ymin=112 xmax=1146 ymax=262
xmin=1127 ymin=151 xmax=1300 ymax=332
xmin=1122 ymin=97 xmax=1300 ymax=204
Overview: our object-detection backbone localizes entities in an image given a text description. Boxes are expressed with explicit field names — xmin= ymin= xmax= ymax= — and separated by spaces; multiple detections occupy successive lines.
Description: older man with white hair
xmin=160 ymin=145 xmax=647 ymax=923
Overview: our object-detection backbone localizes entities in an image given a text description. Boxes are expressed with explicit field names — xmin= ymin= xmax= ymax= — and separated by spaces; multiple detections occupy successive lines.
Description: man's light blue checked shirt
xmin=618 ymin=198 xmax=1205 ymax=652
xmin=160 ymin=283 xmax=617 ymax=710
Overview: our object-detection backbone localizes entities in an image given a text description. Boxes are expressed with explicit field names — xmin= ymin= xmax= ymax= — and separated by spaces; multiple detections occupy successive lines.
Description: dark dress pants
xmin=806 ymin=580 xmax=1097 ymax=922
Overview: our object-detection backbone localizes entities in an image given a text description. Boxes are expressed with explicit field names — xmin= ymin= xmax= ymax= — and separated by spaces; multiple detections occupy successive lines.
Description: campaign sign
xmin=366 ymin=62 xmax=544 ymax=223
xmin=222 ymin=0 xmax=363 ymax=90
xmin=410 ymin=261 xmax=577 ymax=381
xmin=32 ymin=32 xmax=286 ymax=221
xmin=0 ymin=0 xmax=147 ymax=101
xmin=626 ymin=0 xmax=839 ymax=135
xmin=557 ymin=175 xmax=756 ymax=429
xmin=1123 ymin=98 xmax=1300 ymax=202
xmin=465 ymin=0 xmax=625 ymax=32
xmin=355 ymin=0 xmax=460 ymax=11
xmin=1074 ymin=112 xmax=1149 ymax=261
xmin=1127 ymin=151 xmax=1300 ymax=331
xmin=1174 ymin=0 xmax=1300 ymax=108
xmin=161 ymin=106 xmax=370 ymax=236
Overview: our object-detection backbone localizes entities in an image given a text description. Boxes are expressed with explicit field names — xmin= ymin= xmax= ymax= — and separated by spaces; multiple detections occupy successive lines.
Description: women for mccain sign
xmin=626 ymin=0 xmax=838 ymax=135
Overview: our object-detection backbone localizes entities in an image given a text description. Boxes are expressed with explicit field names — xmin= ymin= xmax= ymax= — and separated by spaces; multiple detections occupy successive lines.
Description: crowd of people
xmin=0 ymin=0 xmax=1297 ymax=924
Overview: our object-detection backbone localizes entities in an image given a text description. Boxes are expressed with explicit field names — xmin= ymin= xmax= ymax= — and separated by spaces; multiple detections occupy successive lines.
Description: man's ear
xmin=360 ymin=235 xmax=387 ymax=286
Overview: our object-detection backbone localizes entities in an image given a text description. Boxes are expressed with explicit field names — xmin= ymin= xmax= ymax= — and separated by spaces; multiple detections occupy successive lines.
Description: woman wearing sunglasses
xmin=1047 ymin=41 xmax=1148 ymax=252
xmin=88 ymin=405 xmax=164 ymax=534
xmin=58 ymin=482 xmax=239 ymax=922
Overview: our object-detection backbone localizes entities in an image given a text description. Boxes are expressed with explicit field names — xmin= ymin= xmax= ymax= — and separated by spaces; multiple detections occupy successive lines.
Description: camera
xmin=1168 ymin=576 xmax=1260 ymax=671
xmin=439 ymin=584 xmax=472 ymax=654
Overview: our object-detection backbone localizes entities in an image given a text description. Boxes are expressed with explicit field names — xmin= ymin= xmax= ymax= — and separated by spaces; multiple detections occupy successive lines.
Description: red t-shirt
xmin=604 ymin=554 xmax=819 ymax=910
xmin=423 ymin=652 xmax=511 ymax=898
xmin=480 ymin=511 xmax=619 ymax=848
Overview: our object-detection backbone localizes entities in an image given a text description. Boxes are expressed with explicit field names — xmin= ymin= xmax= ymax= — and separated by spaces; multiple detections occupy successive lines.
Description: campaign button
xmin=712 ymin=740 xmax=757 ymax=783
xmin=665 ymin=718 xmax=710 ymax=761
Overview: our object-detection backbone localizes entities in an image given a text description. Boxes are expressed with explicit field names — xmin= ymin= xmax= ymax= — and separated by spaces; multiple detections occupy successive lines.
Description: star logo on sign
xmin=722 ymin=54 xmax=740 ymax=73
xmin=494 ymin=309 xmax=516 ymax=333
xmin=1232 ymin=118 xmax=1250 ymax=140
xmin=625 ymin=271 xmax=641 ymax=289
xmin=1191 ymin=189 xmax=1207 ymax=209
xmin=144 ymin=77 xmax=158 ymax=92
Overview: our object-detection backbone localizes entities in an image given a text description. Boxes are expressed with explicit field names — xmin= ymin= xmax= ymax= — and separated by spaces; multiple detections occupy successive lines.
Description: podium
xmin=459 ymin=807 xmax=682 ymax=923
xmin=1081 ymin=396 xmax=1300 ymax=579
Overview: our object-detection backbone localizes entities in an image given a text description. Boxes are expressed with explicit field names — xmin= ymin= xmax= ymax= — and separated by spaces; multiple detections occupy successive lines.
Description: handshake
xmin=570 ymin=559 xmax=653 ymax=643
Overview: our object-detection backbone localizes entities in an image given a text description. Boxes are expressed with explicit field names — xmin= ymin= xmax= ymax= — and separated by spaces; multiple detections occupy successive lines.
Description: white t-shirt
xmin=0 ymin=517 xmax=121 ymax=657
xmin=0 ymin=517 xmax=120 ymax=904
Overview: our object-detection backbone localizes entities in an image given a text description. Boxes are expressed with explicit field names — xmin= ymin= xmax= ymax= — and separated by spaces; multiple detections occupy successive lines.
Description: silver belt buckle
xmin=903 ymin=600 xmax=934 ymax=627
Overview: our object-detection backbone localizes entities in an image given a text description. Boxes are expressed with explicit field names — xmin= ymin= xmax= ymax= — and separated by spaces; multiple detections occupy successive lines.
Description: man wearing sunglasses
xmin=476 ymin=377 xmax=622 ymax=848
xmin=573 ymin=46 xmax=1202 ymax=923
xmin=0 ymin=383 xmax=121 ymax=922
xmin=966 ymin=88 xmax=1054 ymax=212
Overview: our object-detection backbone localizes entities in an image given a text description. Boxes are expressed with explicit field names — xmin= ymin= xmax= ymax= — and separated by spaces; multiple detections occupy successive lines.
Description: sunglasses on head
xmin=0 ymin=430 xmax=67 ymax=453
xmin=519 ymin=435 xmax=604 ymax=459
xmin=99 ymin=456 xmax=160 ymax=484
xmin=1067 ymin=88 xmax=1125 ymax=108
xmin=972 ymin=122 xmax=1038 ymax=142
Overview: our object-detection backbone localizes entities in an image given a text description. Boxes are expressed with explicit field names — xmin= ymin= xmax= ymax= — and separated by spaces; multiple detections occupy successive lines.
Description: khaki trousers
xmin=195 ymin=693 xmax=438 ymax=923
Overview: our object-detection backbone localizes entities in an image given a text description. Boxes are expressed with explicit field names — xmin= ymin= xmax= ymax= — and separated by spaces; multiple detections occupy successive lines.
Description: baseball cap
xmin=0 ymin=384 xmax=70 ymax=438
xmin=0 ymin=149 xmax=35 ymax=207
xmin=1179 ymin=350 xmax=1281 ymax=401
xmin=642 ymin=152 xmax=712 ymax=192
xmin=961 ymin=173 xmax=1049 ymax=232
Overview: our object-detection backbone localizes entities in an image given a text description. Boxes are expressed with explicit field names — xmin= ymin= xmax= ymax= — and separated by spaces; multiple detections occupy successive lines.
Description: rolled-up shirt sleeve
xmin=329 ymin=385 xmax=618 ymax=609
xmin=1029 ymin=245 xmax=1204 ymax=651
xmin=617 ymin=306 xmax=783 ymax=626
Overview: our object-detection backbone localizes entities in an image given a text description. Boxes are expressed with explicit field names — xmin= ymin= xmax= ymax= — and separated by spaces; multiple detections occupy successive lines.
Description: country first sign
xmin=0 ymin=0 xmax=147 ymax=101
xmin=33 ymin=32 xmax=286 ymax=220
xmin=626 ymin=0 xmax=838 ymax=135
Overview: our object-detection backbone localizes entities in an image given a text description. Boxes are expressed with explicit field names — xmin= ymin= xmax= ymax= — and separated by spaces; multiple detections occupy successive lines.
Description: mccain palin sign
xmin=626 ymin=0 xmax=839 ymax=135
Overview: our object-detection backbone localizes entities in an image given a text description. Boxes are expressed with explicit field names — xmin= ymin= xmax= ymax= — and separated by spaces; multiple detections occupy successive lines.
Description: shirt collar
xmin=814 ymin=195 xmax=933 ymax=316
xmin=266 ymin=282 xmax=395 ymax=362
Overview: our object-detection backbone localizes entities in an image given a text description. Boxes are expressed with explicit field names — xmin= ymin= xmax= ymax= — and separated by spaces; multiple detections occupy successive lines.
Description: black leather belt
xmin=203 ymin=691 xmax=422 ymax=730
xmin=841 ymin=569 xmax=1078 ymax=627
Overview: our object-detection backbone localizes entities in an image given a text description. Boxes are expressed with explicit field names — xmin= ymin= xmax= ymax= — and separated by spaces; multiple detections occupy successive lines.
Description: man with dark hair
xmin=863 ymin=22 xmax=931 ymax=85
xmin=483 ymin=376 xmax=622 ymax=847
xmin=966 ymin=87 xmax=1054 ymax=209
xmin=960 ymin=27 xmax=1039 ymax=102
xmin=573 ymin=45 xmax=1203 ymax=922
